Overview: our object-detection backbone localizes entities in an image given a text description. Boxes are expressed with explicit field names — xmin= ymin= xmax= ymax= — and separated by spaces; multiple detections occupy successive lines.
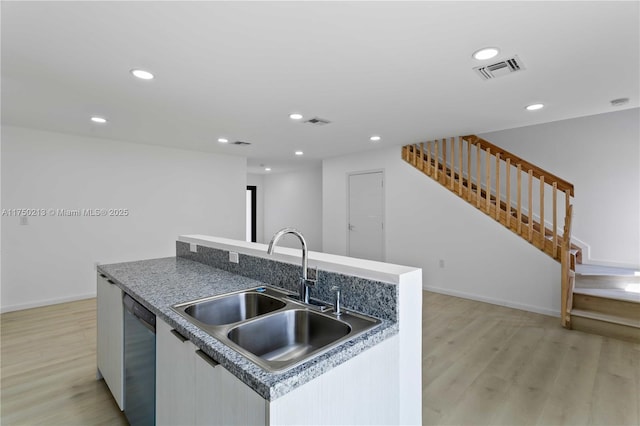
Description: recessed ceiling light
xmin=91 ymin=116 xmax=107 ymax=124
xmin=265 ymin=167 xmax=272 ymax=172
xmin=472 ymin=47 xmax=499 ymax=61
xmin=130 ymin=69 xmax=154 ymax=80
xmin=525 ymin=103 xmax=544 ymax=111
xmin=217 ymin=138 xmax=228 ymax=143
xmin=370 ymin=135 xmax=381 ymax=142
xmin=295 ymin=151 xmax=304 ymax=156
xmin=289 ymin=113 xmax=303 ymax=120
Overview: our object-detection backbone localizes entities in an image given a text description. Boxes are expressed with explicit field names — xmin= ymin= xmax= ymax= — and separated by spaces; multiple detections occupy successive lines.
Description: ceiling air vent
xmin=232 ymin=141 xmax=251 ymax=146
xmin=304 ymin=117 xmax=331 ymax=126
xmin=474 ymin=56 xmax=525 ymax=80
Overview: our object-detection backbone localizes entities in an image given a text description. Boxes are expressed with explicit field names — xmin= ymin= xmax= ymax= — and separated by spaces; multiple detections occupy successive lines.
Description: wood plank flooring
xmin=2 ymin=293 xmax=639 ymax=425
xmin=1 ymin=298 xmax=127 ymax=425
xmin=423 ymin=291 xmax=640 ymax=426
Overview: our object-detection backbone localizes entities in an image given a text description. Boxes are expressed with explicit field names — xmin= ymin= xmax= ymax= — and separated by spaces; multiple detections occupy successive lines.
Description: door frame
xmin=346 ymin=169 xmax=386 ymax=261
xmin=246 ymin=186 xmax=257 ymax=243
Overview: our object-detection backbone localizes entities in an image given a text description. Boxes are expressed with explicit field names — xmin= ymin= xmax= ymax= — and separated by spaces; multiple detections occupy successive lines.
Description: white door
xmin=348 ymin=171 xmax=384 ymax=261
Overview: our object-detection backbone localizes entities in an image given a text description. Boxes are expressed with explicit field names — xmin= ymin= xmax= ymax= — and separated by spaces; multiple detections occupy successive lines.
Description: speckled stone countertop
xmin=97 ymin=256 xmax=398 ymax=401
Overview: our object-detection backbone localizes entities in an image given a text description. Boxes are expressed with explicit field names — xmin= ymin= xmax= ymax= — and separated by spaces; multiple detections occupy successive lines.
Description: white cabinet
xmin=156 ymin=318 xmax=267 ymax=426
xmin=96 ymin=273 xmax=124 ymax=410
xmin=156 ymin=318 xmax=197 ymax=425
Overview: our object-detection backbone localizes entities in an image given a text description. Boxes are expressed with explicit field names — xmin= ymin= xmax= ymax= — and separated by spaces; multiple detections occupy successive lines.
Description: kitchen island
xmin=97 ymin=235 xmax=422 ymax=425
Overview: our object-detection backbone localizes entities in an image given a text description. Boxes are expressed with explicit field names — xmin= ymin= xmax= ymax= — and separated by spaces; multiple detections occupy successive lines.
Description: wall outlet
xmin=229 ymin=251 xmax=239 ymax=264
xmin=189 ymin=243 xmax=197 ymax=253
xmin=439 ymin=259 xmax=445 ymax=268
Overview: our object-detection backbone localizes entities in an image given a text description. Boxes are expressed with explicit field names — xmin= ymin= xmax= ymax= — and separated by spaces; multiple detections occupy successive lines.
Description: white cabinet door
xmin=96 ymin=273 xmax=124 ymax=410
xmin=156 ymin=318 xmax=197 ymax=426
xmin=194 ymin=350 xmax=266 ymax=426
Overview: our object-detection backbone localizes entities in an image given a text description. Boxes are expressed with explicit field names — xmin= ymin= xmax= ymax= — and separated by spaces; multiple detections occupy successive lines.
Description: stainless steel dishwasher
xmin=123 ymin=293 xmax=156 ymax=426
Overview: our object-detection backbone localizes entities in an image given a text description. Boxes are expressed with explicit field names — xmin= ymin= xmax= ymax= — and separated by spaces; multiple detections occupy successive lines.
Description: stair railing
xmin=402 ymin=134 xmax=576 ymax=327
xmin=402 ymin=135 xmax=574 ymax=261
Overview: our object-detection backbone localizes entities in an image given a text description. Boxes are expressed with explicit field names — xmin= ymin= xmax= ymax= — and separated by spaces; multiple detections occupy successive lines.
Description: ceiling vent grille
xmin=232 ymin=141 xmax=251 ymax=146
xmin=474 ymin=56 xmax=525 ymax=80
xmin=304 ymin=117 xmax=331 ymax=126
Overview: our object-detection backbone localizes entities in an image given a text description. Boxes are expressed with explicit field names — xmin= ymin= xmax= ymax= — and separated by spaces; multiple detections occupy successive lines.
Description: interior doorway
xmin=246 ymin=186 xmax=256 ymax=242
xmin=347 ymin=171 xmax=385 ymax=261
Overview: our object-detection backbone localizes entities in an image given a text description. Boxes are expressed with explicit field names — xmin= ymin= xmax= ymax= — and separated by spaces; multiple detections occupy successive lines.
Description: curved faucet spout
xmin=267 ymin=228 xmax=311 ymax=302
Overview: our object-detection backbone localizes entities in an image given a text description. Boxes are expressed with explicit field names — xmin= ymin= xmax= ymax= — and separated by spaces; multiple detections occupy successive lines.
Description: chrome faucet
xmin=267 ymin=228 xmax=315 ymax=303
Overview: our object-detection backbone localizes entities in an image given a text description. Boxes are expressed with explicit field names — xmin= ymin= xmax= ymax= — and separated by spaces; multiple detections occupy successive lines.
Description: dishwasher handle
xmin=123 ymin=293 xmax=156 ymax=332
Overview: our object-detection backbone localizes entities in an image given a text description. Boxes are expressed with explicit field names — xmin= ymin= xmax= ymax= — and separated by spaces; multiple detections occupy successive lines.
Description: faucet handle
xmin=304 ymin=266 xmax=318 ymax=287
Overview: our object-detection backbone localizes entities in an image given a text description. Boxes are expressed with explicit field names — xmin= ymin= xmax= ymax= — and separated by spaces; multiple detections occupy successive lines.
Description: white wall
xmin=324 ymin=147 xmax=561 ymax=316
xmin=1 ymin=126 xmax=246 ymax=312
xmin=263 ymin=167 xmax=323 ymax=251
xmin=481 ymin=108 xmax=640 ymax=268
xmin=247 ymin=173 xmax=265 ymax=243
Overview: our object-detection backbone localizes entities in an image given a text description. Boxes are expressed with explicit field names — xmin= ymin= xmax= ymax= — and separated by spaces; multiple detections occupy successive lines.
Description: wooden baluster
xmin=476 ymin=144 xmax=481 ymax=207
xmin=553 ymin=182 xmax=558 ymax=258
xmin=450 ymin=137 xmax=455 ymax=190
xmin=485 ymin=148 xmax=491 ymax=211
xmin=528 ymin=169 xmax=534 ymax=242
xmin=434 ymin=140 xmax=439 ymax=181
xmin=419 ymin=142 xmax=424 ymax=172
xmin=412 ymin=144 xmax=417 ymax=166
xmin=495 ymin=153 xmax=501 ymax=221
xmin=564 ymin=189 xmax=571 ymax=243
xmin=517 ymin=164 xmax=522 ymax=234
xmin=458 ymin=137 xmax=463 ymax=196
xmin=426 ymin=141 xmax=432 ymax=176
xmin=467 ymin=139 xmax=471 ymax=201
xmin=565 ymin=189 xmax=570 ymax=225
xmin=441 ymin=139 xmax=446 ymax=184
xmin=540 ymin=176 xmax=545 ymax=249
xmin=506 ymin=158 xmax=511 ymax=228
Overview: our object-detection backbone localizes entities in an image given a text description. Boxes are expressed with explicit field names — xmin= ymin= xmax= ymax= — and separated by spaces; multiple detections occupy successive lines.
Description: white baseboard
xmin=423 ymin=284 xmax=560 ymax=318
xmin=1 ymin=292 xmax=96 ymax=313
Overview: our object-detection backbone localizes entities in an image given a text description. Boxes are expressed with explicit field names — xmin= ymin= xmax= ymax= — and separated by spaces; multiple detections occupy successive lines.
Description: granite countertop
xmin=97 ymin=256 xmax=398 ymax=401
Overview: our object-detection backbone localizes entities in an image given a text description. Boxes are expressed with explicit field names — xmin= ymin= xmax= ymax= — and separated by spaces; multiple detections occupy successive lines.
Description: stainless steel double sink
xmin=171 ymin=286 xmax=380 ymax=372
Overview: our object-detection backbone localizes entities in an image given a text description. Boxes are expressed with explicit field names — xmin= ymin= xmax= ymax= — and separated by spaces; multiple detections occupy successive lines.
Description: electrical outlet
xmin=229 ymin=252 xmax=239 ymax=264
xmin=189 ymin=243 xmax=197 ymax=253
xmin=439 ymin=259 xmax=445 ymax=268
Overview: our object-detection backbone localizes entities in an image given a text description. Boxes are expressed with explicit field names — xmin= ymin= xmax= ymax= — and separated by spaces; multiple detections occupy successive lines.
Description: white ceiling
xmin=2 ymin=1 xmax=638 ymax=174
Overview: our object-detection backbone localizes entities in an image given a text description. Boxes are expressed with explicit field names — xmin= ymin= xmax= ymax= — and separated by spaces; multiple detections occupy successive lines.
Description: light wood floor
xmin=1 ymin=298 xmax=127 ymax=425
xmin=423 ymin=292 xmax=640 ymax=426
xmin=1 ymin=292 xmax=639 ymax=425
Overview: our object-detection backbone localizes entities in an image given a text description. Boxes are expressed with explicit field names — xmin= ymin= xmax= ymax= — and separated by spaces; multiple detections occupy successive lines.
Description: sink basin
xmin=178 ymin=291 xmax=286 ymax=325
xmin=227 ymin=309 xmax=351 ymax=363
xmin=172 ymin=286 xmax=381 ymax=372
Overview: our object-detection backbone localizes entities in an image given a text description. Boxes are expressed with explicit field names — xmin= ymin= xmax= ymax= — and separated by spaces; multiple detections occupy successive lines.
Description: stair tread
xmin=576 ymin=264 xmax=640 ymax=276
xmin=573 ymin=287 xmax=640 ymax=304
xmin=571 ymin=309 xmax=640 ymax=328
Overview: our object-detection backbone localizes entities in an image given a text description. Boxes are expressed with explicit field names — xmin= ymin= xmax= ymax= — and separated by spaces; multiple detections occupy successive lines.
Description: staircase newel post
xmin=506 ymin=158 xmax=511 ymax=228
xmin=540 ymin=175 xmax=545 ymax=250
xmin=528 ymin=169 xmax=534 ymax=242
xmin=495 ymin=153 xmax=501 ymax=221
xmin=553 ymin=182 xmax=558 ymax=258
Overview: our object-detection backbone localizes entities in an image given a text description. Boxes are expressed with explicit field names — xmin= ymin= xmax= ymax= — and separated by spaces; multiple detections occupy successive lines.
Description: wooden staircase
xmin=571 ymin=271 xmax=640 ymax=343
xmin=402 ymin=135 xmax=580 ymax=328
